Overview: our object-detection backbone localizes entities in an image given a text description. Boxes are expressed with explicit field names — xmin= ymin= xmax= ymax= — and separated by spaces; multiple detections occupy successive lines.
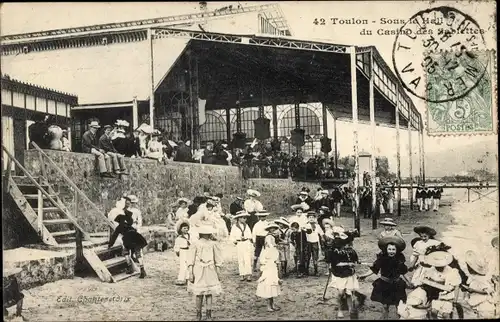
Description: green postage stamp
xmin=425 ymin=50 xmax=496 ymax=136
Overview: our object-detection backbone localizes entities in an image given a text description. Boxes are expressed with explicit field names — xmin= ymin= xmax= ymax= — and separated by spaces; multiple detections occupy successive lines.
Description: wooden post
xmin=148 ymin=29 xmax=155 ymax=127
xmin=408 ymin=121 xmax=413 ymax=210
xmin=37 ymin=150 xmax=47 ymax=181
xmin=132 ymin=96 xmax=139 ymax=130
xmin=37 ymin=188 xmax=43 ymax=236
xmin=322 ymin=103 xmax=329 ymax=161
xmin=272 ymin=104 xmax=278 ymax=139
xmin=3 ymin=157 xmax=12 ymax=193
xmin=417 ymin=116 xmax=423 ymax=185
xmin=369 ymin=50 xmax=377 ymax=230
xmin=350 ymin=46 xmax=360 ymax=233
xmin=421 ymin=119 xmax=426 ymax=186
xmin=467 ymin=187 xmax=470 ymax=202
xmin=333 ymin=116 xmax=338 ymax=170
xmin=396 ymin=91 xmax=402 ymax=216
xmin=225 ymin=107 xmax=231 ymax=143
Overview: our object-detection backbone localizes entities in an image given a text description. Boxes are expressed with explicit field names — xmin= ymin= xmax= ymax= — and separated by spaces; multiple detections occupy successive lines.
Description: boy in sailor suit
xmin=174 ymin=220 xmax=192 ymax=286
xmin=274 ymin=217 xmax=292 ymax=278
xmin=229 ymin=211 xmax=254 ymax=281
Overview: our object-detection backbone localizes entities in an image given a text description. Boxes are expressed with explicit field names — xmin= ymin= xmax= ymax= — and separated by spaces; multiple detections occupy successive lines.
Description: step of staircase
xmin=51 ymin=230 xmax=76 ymax=237
xmin=24 ymin=194 xmax=58 ymax=199
xmin=102 ymin=256 xmax=128 ymax=269
xmin=94 ymin=245 xmax=122 ymax=256
xmin=42 ymin=207 xmax=64 ymax=213
xmin=43 ymin=219 xmax=73 ymax=225
xmin=112 ymin=271 xmax=140 ymax=282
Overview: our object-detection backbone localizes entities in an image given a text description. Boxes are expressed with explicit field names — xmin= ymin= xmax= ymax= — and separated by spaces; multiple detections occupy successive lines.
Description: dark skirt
xmin=370 ymin=277 xmax=407 ymax=305
xmin=122 ymin=230 xmax=148 ymax=251
xmin=3 ymin=276 xmax=24 ymax=307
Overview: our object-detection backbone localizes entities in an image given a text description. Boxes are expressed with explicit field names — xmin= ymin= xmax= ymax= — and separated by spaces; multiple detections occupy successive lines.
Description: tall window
xmin=199 ymin=112 xmax=227 ymax=145
xmin=278 ymin=104 xmax=323 ymax=159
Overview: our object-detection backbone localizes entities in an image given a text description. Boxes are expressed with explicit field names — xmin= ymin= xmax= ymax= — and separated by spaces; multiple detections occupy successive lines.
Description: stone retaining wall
xmin=24 ymin=150 xmax=321 ymax=233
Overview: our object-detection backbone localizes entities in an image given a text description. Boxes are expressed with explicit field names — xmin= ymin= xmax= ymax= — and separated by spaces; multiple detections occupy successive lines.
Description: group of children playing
xmin=170 ymin=187 xmax=498 ymax=320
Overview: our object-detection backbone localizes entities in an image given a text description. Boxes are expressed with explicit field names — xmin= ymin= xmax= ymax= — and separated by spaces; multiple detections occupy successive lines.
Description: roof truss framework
xmin=150 ymin=28 xmax=420 ymax=129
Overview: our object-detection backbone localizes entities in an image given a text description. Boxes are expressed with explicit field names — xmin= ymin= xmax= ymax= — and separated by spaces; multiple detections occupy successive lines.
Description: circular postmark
xmin=392 ymin=6 xmax=488 ymax=103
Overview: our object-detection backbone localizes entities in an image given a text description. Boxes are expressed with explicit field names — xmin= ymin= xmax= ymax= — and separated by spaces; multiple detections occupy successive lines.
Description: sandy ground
xmin=10 ymin=190 xmax=499 ymax=321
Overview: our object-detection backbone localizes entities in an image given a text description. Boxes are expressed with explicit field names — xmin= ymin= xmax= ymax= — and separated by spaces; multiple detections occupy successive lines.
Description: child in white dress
xmin=408 ymin=226 xmax=441 ymax=286
xmin=397 ymin=287 xmax=430 ymax=319
xmin=188 ymin=225 xmax=223 ymax=321
xmin=256 ymin=223 xmax=282 ymax=312
xmin=173 ymin=220 xmax=191 ymax=286
xmin=463 ymin=250 xmax=496 ymax=318
xmin=229 ymin=211 xmax=254 ymax=281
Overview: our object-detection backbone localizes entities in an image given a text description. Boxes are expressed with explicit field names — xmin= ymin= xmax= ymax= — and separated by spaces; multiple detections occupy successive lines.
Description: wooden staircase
xmin=2 ymin=145 xmax=139 ymax=282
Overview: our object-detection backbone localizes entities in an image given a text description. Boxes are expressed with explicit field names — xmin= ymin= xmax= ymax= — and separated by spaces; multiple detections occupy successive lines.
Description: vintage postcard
xmin=1 ymin=1 xmax=498 ymax=321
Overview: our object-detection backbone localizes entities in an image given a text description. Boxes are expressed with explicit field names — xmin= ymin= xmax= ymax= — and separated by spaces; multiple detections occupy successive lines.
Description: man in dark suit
xmin=99 ymin=125 xmax=128 ymax=175
xmin=174 ymin=141 xmax=193 ymax=163
xmin=82 ymin=121 xmax=113 ymax=178
xmin=28 ymin=114 xmax=50 ymax=149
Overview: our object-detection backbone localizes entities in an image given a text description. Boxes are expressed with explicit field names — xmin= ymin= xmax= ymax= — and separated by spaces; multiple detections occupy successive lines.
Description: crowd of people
xmin=4 ymin=185 xmax=498 ymax=321
xmin=96 ymin=186 xmax=498 ymax=321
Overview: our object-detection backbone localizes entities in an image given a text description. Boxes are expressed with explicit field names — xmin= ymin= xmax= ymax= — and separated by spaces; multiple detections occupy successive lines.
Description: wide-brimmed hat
xmin=198 ymin=225 xmax=214 ymax=235
xmin=233 ymin=210 xmax=249 ymax=220
xmin=127 ymin=195 xmax=139 ymax=203
xmin=247 ymin=189 xmax=261 ymax=197
xmin=322 ymin=218 xmax=335 ymax=228
xmin=256 ymin=210 xmax=270 ymax=217
xmin=89 ymin=121 xmax=101 ymax=128
xmin=103 ymin=125 xmax=113 ymax=130
xmin=236 ymin=197 xmax=244 ymax=201
xmin=332 ymin=226 xmax=348 ymax=239
xmin=380 ymin=218 xmax=397 ymax=226
xmin=274 ymin=217 xmax=290 ymax=227
xmin=206 ymin=199 xmax=216 ymax=207
xmin=211 ymin=196 xmax=221 ymax=203
xmin=299 ymin=191 xmax=309 ymax=196
xmin=406 ymin=288 xmax=427 ymax=306
xmin=320 ymin=190 xmax=329 ymax=195
xmin=425 ymin=251 xmax=453 ymax=267
xmin=378 ymin=236 xmax=406 ymax=252
xmin=177 ymin=197 xmax=190 ymax=205
xmin=291 ymin=204 xmax=305 ymax=211
xmin=491 ymin=236 xmax=499 ymax=249
xmin=264 ymin=223 xmax=280 ymax=231
xmin=465 ymin=250 xmax=487 ymax=275
xmin=414 ymin=226 xmax=437 ymax=237
xmin=175 ymin=219 xmax=190 ymax=235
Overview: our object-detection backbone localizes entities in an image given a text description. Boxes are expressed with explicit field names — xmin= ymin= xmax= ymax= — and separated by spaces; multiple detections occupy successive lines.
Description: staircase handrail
xmin=1 ymin=144 xmax=95 ymax=239
xmin=30 ymin=142 xmax=115 ymax=230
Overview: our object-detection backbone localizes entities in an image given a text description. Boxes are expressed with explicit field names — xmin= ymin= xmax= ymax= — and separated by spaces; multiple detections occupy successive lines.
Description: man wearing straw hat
xmin=229 ymin=211 xmax=254 ymax=281
xmin=82 ymin=120 xmax=114 ymax=178
xmin=252 ymin=210 xmax=271 ymax=272
xmin=244 ymin=189 xmax=264 ymax=231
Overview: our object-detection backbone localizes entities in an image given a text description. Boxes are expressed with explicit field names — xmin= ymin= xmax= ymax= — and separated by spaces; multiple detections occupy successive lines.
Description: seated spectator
xmin=61 ymin=130 xmax=71 ymax=152
xmin=174 ymin=140 xmax=193 ymax=163
xmin=28 ymin=114 xmax=50 ymax=149
xmin=99 ymin=125 xmax=128 ymax=175
xmin=146 ymin=131 xmax=164 ymax=162
xmin=82 ymin=121 xmax=113 ymax=178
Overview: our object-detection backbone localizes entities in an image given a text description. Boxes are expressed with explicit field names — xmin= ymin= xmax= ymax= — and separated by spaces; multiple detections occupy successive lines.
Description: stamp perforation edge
xmin=423 ymin=49 xmax=498 ymax=137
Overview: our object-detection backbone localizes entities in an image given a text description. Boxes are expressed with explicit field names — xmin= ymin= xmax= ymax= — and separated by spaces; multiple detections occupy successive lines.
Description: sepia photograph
xmin=1 ymin=1 xmax=498 ymax=320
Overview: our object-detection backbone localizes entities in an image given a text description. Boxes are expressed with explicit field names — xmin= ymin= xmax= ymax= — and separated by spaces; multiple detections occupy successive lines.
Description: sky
xmin=1 ymin=1 xmax=497 ymax=176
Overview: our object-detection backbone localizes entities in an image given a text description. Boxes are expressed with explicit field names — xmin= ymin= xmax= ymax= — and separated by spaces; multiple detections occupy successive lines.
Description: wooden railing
xmin=31 ymin=142 xmax=116 ymax=231
xmin=1 ymin=144 xmax=92 ymax=243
